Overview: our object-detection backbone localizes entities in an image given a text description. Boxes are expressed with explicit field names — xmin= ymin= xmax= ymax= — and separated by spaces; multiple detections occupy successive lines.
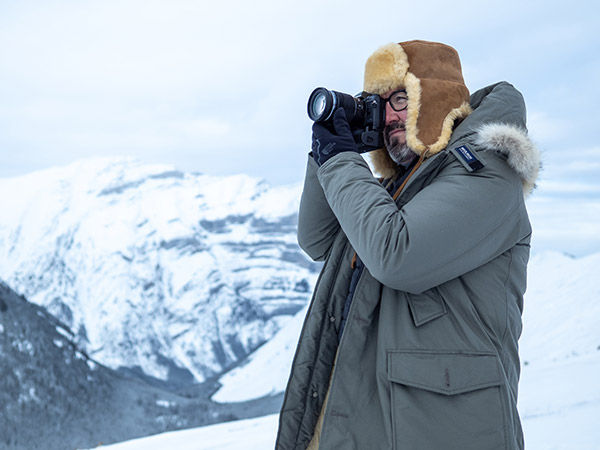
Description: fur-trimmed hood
xmin=451 ymin=81 xmax=540 ymax=196
xmin=371 ymin=81 xmax=541 ymax=197
xmin=474 ymin=122 xmax=541 ymax=196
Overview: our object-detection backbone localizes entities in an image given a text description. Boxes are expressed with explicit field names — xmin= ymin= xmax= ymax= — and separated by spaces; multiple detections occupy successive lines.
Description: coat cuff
xmin=317 ymin=152 xmax=372 ymax=180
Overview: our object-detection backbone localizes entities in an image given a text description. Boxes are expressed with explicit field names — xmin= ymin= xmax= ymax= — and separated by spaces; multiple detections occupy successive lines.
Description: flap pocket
xmin=407 ymin=289 xmax=447 ymax=327
xmin=387 ymin=350 xmax=502 ymax=395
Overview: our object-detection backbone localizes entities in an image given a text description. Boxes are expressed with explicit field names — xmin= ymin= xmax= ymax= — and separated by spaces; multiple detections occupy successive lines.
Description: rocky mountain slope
xmin=0 ymin=157 xmax=318 ymax=387
xmin=0 ymin=280 xmax=284 ymax=449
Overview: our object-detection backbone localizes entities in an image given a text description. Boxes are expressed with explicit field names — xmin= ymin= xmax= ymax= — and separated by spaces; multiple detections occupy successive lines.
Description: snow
xmin=519 ymin=354 xmax=600 ymax=420
xmin=0 ymin=157 xmax=310 ymax=383
xmin=12 ymin=339 xmax=34 ymax=355
xmin=522 ymin=402 xmax=600 ymax=450
xmin=156 ymin=400 xmax=174 ymax=408
xmin=520 ymin=251 xmax=600 ymax=365
xmin=55 ymin=326 xmax=74 ymax=339
xmin=520 ymin=354 xmax=600 ymax=450
xmin=86 ymin=414 xmax=280 ymax=450
xmin=18 ymin=387 xmax=41 ymax=405
xmin=212 ymin=303 xmax=310 ymax=402
xmin=88 ymin=351 xmax=600 ymax=449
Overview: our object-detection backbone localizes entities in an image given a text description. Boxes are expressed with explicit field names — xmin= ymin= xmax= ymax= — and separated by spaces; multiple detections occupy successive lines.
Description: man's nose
xmin=385 ymin=105 xmax=400 ymax=125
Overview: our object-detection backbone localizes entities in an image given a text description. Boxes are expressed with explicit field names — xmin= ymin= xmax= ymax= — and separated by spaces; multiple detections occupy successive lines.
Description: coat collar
xmin=377 ymin=82 xmax=541 ymax=197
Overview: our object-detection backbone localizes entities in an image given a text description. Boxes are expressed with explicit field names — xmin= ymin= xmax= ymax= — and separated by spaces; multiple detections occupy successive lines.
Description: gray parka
xmin=275 ymin=82 xmax=540 ymax=450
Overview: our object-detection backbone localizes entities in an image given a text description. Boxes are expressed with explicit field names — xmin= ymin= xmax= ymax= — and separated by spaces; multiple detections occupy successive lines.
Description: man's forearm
xmin=297 ymin=153 xmax=341 ymax=261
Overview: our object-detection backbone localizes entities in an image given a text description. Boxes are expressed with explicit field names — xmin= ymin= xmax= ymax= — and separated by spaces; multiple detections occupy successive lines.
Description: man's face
xmin=382 ymin=89 xmax=417 ymax=166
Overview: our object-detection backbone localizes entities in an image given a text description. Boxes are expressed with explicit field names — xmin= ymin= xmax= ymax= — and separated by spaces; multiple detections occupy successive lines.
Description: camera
xmin=307 ymin=87 xmax=385 ymax=153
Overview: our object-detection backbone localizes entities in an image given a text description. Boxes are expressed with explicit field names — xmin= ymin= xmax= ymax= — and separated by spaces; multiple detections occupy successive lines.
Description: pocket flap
xmin=387 ymin=350 xmax=502 ymax=396
xmin=407 ymin=290 xmax=447 ymax=327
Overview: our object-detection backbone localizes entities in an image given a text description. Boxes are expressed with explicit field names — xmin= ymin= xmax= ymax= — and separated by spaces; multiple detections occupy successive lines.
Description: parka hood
xmin=370 ymin=81 xmax=541 ymax=196
xmin=453 ymin=81 xmax=541 ymax=196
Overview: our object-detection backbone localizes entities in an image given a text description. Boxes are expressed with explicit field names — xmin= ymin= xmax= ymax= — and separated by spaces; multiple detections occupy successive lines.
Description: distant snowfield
xmin=89 ymin=414 xmax=280 ymax=450
xmin=519 ymin=354 xmax=600 ymax=450
xmin=93 ymin=250 xmax=600 ymax=450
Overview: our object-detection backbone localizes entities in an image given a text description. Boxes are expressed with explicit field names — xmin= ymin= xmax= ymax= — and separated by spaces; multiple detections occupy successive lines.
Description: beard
xmin=384 ymin=122 xmax=417 ymax=166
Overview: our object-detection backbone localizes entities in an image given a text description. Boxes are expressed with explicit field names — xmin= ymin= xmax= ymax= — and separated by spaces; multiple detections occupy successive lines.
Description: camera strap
xmin=391 ymin=150 xmax=427 ymax=201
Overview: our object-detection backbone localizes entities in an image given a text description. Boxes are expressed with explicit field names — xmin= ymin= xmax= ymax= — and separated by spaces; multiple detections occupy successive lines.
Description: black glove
xmin=311 ymin=108 xmax=359 ymax=166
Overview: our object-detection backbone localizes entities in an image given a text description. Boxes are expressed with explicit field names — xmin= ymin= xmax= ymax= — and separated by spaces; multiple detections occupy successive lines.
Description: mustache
xmin=384 ymin=122 xmax=406 ymax=135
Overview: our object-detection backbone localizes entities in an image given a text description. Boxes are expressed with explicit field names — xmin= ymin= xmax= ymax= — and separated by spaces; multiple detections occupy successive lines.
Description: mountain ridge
xmin=0 ymin=157 xmax=315 ymax=387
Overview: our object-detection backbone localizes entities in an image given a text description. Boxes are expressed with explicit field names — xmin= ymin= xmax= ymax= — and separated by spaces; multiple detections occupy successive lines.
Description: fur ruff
xmin=475 ymin=123 xmax=541 ymax=196
xmin=368 ymin=122 xmax=541 ymax=197
xmin=367 ymin=148 xmax=398 ymax=179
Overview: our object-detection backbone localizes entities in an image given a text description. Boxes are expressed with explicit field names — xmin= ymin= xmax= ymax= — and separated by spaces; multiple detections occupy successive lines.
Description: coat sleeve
xmin=297 ymin=153 xmax=341 ymax=261
xmin=316 ymin=151 xmax=530 ymax=294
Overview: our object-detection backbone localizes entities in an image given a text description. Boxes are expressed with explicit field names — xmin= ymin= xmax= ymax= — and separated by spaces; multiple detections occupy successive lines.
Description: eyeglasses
xmin=385 ymin=90 xmax=408 ymax=112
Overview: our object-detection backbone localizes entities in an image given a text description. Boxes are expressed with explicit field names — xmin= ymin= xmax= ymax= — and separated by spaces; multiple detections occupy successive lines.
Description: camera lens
xmin=306 ymin=87 xmax=385 ymax=152
xmin=307 ymin=87 xmax=336 ymax=122
xmin=312 ymin=93 xmax=327 ymax=117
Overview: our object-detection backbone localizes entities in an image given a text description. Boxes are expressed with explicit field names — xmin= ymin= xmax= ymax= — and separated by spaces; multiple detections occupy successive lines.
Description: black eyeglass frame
xmin=384 ymin=89 xmax=408 ymax=112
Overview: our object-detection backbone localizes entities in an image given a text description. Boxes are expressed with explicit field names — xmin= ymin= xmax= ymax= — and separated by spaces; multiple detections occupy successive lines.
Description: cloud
xmin=537 ymin=180 xmax=600 ymax=195
xmin=527 ymin=111 xmax=568 ymax=143
xmin=527 ymin=196 xmax=600 ymax=256
xmin=0 ymin=0 xmax=599 ymax=187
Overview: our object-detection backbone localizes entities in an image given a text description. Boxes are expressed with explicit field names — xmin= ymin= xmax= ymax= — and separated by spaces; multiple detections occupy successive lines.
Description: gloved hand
xmin=311 ymin=108 xmax=359 ymax=166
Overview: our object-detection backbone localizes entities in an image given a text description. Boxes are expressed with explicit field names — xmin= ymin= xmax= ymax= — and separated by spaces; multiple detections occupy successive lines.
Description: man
xmin=275 ymin=40 xmax=540 ymax=450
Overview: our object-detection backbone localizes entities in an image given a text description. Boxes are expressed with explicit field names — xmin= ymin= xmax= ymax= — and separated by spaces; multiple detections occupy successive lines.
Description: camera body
xmin=307 ymin=87 xmax=385 ymax=153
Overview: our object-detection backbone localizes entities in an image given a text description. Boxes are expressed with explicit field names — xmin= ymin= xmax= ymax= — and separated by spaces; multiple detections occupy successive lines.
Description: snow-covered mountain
xmin=0 ymin=157 xmax=319 ymax=385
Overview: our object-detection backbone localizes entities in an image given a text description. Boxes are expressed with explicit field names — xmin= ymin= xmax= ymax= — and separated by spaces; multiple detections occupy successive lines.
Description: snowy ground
xmin=88 ymin=353 xmax=600 ymax=449
xmin=91 ymin=250 xmax=600 ymax=450
xmin=519 ymin=354 xmax=600 ymax=450
xmin=87 ymin=414 xmax=280 ymax=450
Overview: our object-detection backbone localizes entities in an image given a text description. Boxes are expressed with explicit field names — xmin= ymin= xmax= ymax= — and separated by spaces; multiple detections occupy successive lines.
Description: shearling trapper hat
xmin=364 ymin=40 xmax=472 ymax=177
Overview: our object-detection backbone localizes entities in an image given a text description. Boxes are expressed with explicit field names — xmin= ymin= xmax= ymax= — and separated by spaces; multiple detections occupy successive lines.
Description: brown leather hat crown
xmin=364 ymin=40 xmax=472 ymax=177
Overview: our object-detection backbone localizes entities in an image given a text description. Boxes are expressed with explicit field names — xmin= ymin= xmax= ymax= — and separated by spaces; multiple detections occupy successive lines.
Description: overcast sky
xmin=0 ymin=0 xmax=599 ymax=255
xmin=0 ymin=0 xmax=597 ymax=183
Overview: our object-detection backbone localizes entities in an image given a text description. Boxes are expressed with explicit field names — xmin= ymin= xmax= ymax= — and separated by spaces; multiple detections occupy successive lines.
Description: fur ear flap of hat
xmin=364 ymin=40 xmax=472 ymax=178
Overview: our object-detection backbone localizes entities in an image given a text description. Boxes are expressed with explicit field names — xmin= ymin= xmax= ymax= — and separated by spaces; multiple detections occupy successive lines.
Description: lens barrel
xmin=307 ymin=87 xmax=360 ymax=124
xmin=307 ymin=88 xmax=336 ymax=122
xmin=306 ymin=86 xmax=383 ymax=153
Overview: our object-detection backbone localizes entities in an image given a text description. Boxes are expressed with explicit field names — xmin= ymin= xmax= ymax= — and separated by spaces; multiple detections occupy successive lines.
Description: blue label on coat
xmin=451 ymin=144 xmax=484 ymax=172
xmin=456 ymin=145 xmax=475 ymax=162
